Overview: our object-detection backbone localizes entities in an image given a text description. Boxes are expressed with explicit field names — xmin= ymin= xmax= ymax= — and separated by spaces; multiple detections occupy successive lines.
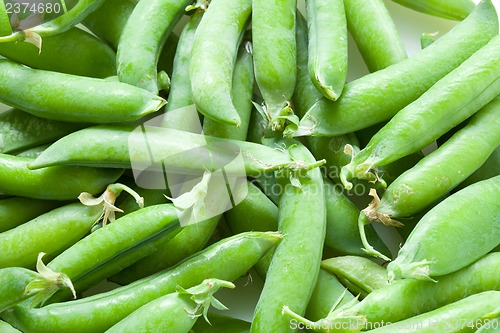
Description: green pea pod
xmin=106 ymin=278 xmax=234 ymax=333
xmin=162 ymin=11 xmax=203 ymax=131
xmin=0 ymin=0 xmax=105 ymax=45
xmin=117 ymin=0 xmax=191 ymax=94
xmin=321 ymin=256 xmax=388 ymax=299
xmin=295 ymin=0 xmax=498 ymax=137
xmin=83 ymin=0 xmax=138 ymax=50
xmin=1 ymin=231 xmax=281 ymax=332
xmin=283 ymin=252 xmax=500 ymax=332
xmin=252 ymin=0 xmax=297 ymax=131
xmin=0 ymin=60 xmax=165 ymax=123
xmin=0 ymin=0 xmax=11 ymax=36
xmin=191 ymin=313 xmax=250 ymax=333
xmin=0 ymin=108 xmax=86 ymax=154
xmin=306 ymin=0 xmax=347 ymax=100
xmin=0 ymin=153 xmax=122 ymax=200
xmin=341 ymin=34 xmax=500 ymax=189
xmin=387 ymin=175 xmax=500 ymax=281
xmin=0 ymin=320 xmax=20 ymax=333
xmin=190 ymin=0 xmax=251 ymax=126
xmin=0 ymin=27 xmax=116 ymax=78
xmin=0 ymin=255 xmax=75 ymax=312
xmin=203 ymin=40 xmax=254 ymax=141
xmin=366 ymin=291 xmax=500 ymax=332
xmin=28 ymin=125 xmax=323 ymax=177
xmin=365 ymin=97 xmax=500 ymax=225
xmin=0 ymin=183 xmax=140 ymax=269
xmin=14 ymin=144 xmax=50 ymax=159
xmin=48 ymin=204 xmax=182 ymax=300
xmin=251 ymin=141 xmax=326 ymax=333
xmin=0 ymin=197 xmax=63 ymax=233
xmin=390 ymin=0 xmax=476 ymax=21
xmin=305 ymin=269 xmax=358 ymax=323
xmin=456 ymin=146 xmax=499 ymax=191
xmin=344 ymin=0 xmax=407 ymax=72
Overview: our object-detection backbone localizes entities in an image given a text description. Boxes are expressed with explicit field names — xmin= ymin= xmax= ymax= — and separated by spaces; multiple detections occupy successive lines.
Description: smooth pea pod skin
xmin=0 ymin=268 xmax=40 ymax=312
xmin=117 ymin=0 xmax=191 ymax=94
xmin=305 ymin=269 xmax=358 ymax=322
xmin=251 ymin=141 xmax=326 ymax=333
xmin=161 ymin=11 xmax=202 ymax=131
xmin=190 ymin=0 xmax=251 ymax=126
xmin=0 ymin=203 xmax=102 ymax=269
xmin=190 ymin=313 xmax=250 ymax=333
xmin=47 ymin=204 xmax=181 ymax=298
xmin=28 ymin=125 xmax=300 ymax=176
xmin=308 ymin=252 xmax=500 ymax=332
xmin=0 ymin=0 xmax=105 ymax=42
xmin=0 ymin=320 xmax=20 ymax=333
xmin=456 ymin=146 xmax=499 ymax=192
xmin=252 ymin=0 xmax=297 ymax=131
xmin=344 ymin=0 xmax=407 ymax=72
xmin=306 ymin=0 xmax=347 ymax=100
xmin=321 ymin=256 xmax=388 ymax=299
xmin=0 ymin=1 xmax=11 ymax=36
xmin=1 ymin=232 xmax=281 ymax=333
xmin=373 ymin=97 xmax=500 ymax=221
xmin=0 ymin=197 xmax=63 ymax=233
xmin=83 ymin=0 xmax=138 ymax=50
xmin=387 ymin=175 xmax=500 ymax=281
xmin=342 ymin=34 xmax=500 ymax=187
xmin=0 ymin=60 xmax=166 ymax=123
xmin=0 ymin=108 xmax=86 ymax=154
xmin=390 ymin=0 xmax=476 ymax=21
xmin=0 ymin=27 xmax=116 ymax=78
xmin=203 ymin=41 xmax=254 ymax=141
xmin=297 ymin=0 xmax=498 ymax=137
xmin=0 ymin=154 xmax=122 ymax=200
xmin=366 ymin=291 xmax=500 ymax=333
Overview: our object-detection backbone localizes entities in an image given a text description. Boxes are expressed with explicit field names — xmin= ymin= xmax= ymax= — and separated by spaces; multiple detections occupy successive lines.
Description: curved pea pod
xmin=117 ymin=0 xmax=192 ymax=94
xmin=390 ymin=0 xmax=476 ymax=21
xmin=252 ymin=0 xmax=297 ymax=131
xmin=0 ymin=27 xmax=116 ymax=78
xmin=0 ymin=254 xmax=76 ymax=313
xmin=341 ymin=34 xmax=500 ymax=189
xmin=387 ymin=175 xmax=500 ymax=281
xmin=344 ymin=0 xmax=407 ymax=72
xmin=366 ymin=291 xmax=500 ymax=332
xmin=1 ymin=231 xmax=282 ymax=333
xmin=47 ymin=204 xmax=183 ymax=300
xmin=321 ymin=256 xmax=388 ymax=299
xmin=106 ymin=278 xmax=234 ymax=333
xmin=83 ymin=0 xmax=138 ymax=50
xmin=0 ymin=183 xmax=139 ymax=269
xmin=306 ymin=0 xmax=347 ymax=100
xmin=0 ymin=108 xmax=86 ymax=154
xmin=0 ymin=153 xmax=123 ymax=200
xmin=0 ymin=0 xmax=106 ymax=45
xmin=191 ymin=313 xmax=250 ymax=333
xmin=28 ymin=125 xmax=323 ymax=177
xmin=294 ymin=0 xmax=498 ymax=137
xmin=364 ymin=97 xmax=500 ymax=225
xmin=0 ymin=60 xmax=166 ymax=123
xmin=0 ymin=1 xmax=11 ymax=36
xmin=283 ymin=252 xmax=500 ymax=332
xmin=251 ymin=141 xmax=326 ymax=333
xmin=0 ymin=197 xmax=63 ymax=233
xmin=190 ymin=0 xmax=251 ymax=126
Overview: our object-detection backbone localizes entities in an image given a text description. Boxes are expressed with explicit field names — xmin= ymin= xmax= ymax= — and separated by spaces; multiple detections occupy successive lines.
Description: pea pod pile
xmin=0 ymin=0 xmax=499 ymax=332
